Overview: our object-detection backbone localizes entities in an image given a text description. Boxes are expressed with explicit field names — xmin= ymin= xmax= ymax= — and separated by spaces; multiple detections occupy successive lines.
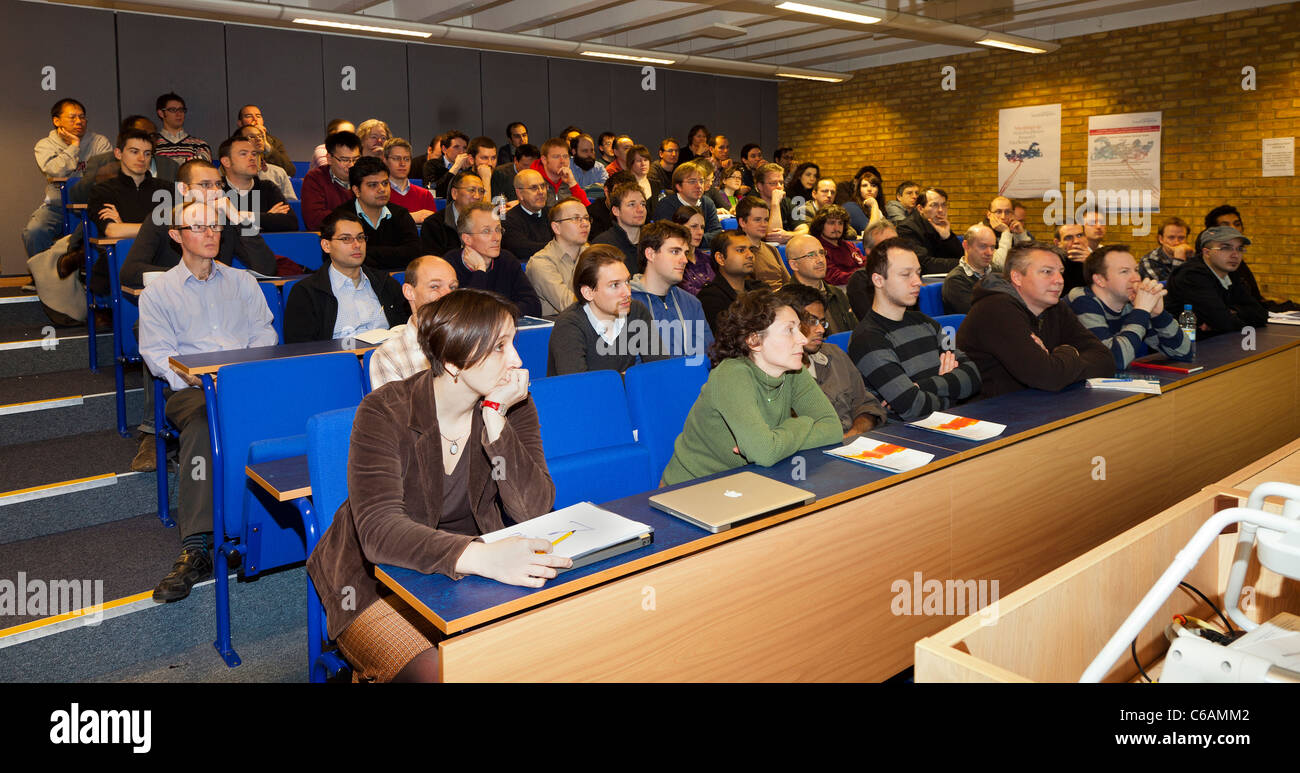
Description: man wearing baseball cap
xmin=1165 ymin=225 xmax=1268 ymax=336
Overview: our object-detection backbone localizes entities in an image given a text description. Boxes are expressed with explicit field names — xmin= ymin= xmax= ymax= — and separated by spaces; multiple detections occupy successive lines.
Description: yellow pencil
xmin=550 ymin=530 xmax=575 ymax=546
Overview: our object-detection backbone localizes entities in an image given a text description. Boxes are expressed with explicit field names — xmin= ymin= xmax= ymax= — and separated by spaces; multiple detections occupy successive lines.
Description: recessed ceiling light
xmin=775 ymin=72 xmax=846 ymax=82
xmin=775 ymin=1 xmax=883 ymax=25
xmin=975 ymin=36 xmax=1049 ymax=54
xmin=580 ymin=50 xmax=677 ymax=65
xmin=293 ymin=18 xmax=432 ymax=38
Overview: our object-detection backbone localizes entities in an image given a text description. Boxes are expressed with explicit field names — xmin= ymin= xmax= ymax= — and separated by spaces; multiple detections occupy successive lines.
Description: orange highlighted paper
xmin=824 ymin=437 xmax=934 ymax=473
xmin=909 ymin=411 xmax=1006 ymax=441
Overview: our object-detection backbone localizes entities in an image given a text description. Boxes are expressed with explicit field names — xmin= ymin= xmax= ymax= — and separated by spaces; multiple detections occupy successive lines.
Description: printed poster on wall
xmin=997 ymin=104 xmax=1061 ymax=198
xmin=1087 ymin=111 xmax=1162 ymax=213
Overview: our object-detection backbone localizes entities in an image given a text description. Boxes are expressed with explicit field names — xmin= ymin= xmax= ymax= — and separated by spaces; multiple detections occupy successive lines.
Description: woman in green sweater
xmin=662 ymin=289 xmax=843 ymax=486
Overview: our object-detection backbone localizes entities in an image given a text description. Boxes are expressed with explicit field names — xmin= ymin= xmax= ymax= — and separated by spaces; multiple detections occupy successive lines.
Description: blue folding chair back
xmin=207 ymin=352 xmax=365 ymax=666
xmin=624 ymin=357 xmax=710 ymax=483
xmin=514 ymin=325 xmax=550 ymax=379
xmin=293 ymin=161 xmax=311 ymax=177
xmin=260 ymin=283 xmax=285 ymax=343
xmin=286 ymin=199 xmax=303 ymax=230
xmin=827 ymin=330 xmax=851 ymax=354
xmin=918 ymin=283 xmax=943 ymax=317
xmin=263 ymin=232 xmax=323 ymax=271
xmin=290 ymin=177 xmax=304 ymax=200
xmin=361 ymin=348 xmax=375 ymax=393
xmin=434 ymin=198 xmax=447 ymax=212
xmin=932 ymin=314 xmax=965 ymax=336
xmin=304 ymin=405 xmax=357 ymax=682
xmin=529 ymin=370 xmax=655 ymax=507
xmin=719 ymin=216 xmax=738 ymax=230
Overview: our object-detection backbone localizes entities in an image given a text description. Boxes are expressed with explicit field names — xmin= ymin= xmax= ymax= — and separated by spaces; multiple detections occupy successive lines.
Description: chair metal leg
xmin=201 ymin=373 xmax=243 ymax=668
xmin=212 ymin=542 xmax=242 ymax=668
xmin=152 ymin=378 xmax=174 ymax=529
xmin=114 ymin=358 xmax=128 ymax=437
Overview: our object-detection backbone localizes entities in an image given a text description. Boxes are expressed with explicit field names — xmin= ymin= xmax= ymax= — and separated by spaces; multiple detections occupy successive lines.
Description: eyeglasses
xmin=681 ymin=178 xmax=704 ymax=186
xmin=181 ymin=224 xmax=221 ymax=233
xmin=519 ymin=184 xmax=547 ymax=193
xmin=794 ymin=249 xmax=827 ymax=261
xmin=805 ymin=317 xmax=829 ymax=330
xmin=162 ymin=106 xmax=188 ymax=114
xmin=472 ymin=227 xmax=505 ymax=236
xmin=457 ymin=187 xmax=487 ymax=197
xmin=330 ymin=154 xmax=360 ymax=165
xmin=188 ymin=181 xmax=223 ymax=190
xmin=331 ymin=234 xmax=368 ymax=245
xmin=556 ymin=215 xmax=592 ymax=224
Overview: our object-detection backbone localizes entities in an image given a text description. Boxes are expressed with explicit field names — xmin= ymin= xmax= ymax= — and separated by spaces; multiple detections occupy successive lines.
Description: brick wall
xmin=779 ymin=2 xmax=1300 ymax=300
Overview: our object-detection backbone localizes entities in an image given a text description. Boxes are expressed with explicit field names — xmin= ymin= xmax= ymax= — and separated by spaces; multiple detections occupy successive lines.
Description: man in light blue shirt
xmin=138 ymin=200 xmax=277 ymax=602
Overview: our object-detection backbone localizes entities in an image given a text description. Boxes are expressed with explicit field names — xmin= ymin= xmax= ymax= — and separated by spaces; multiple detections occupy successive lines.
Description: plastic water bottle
xmin=1179 ymin=304 xmax=1197 ymax=360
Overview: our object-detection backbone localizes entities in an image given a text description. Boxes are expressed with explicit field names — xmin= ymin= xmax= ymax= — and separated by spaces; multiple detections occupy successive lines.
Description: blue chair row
xmin=530 ymin=357 xmax=709 ymax=505
xmin=918 ymin=283 xmax=943 ymax=317
xmin=290 ymin=176 xmax=304 ymax=200
xmin=302 ymin=406 xmax=356 ymax=682
xmin=720 ymin=215 xmax=738 ymax=230
xmin=293 ymin=161 xmax=312 ymax=177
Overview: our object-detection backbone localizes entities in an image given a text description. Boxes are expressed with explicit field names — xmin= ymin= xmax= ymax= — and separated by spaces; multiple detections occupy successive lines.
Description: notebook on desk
xmin=648 ymin=471 xmax=815 ymax=533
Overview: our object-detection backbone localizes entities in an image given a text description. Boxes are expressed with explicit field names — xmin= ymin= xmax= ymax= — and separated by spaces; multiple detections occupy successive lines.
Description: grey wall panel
xmin=760 ymin=81 xmax=780 ymax=155
xmin=322 ymin=36 xmax=410 ymax=148
xmin=662 ymin=70 xmax=721 ymax=150
xmin=225 ymin=25 xmax=324 ymax=163
xmin=546 ymin=59 xmax=610 ymax=139
xmin=116 ymin=14 xmax=228 ymax=159
xmin=408 ymin=44 xmax=482 ymax=147
xmin=3 ymin=0 xmax=119 ymax=274
xmin=609 ymin=64 xmax=666 ymax=149
xmin=480 ymin=52 xmax=549 ymax=147
xmin=711 ymin=75 xmax=764 ymax=150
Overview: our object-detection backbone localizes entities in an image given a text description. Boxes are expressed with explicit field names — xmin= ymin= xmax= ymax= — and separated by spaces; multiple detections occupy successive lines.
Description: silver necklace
xmin=440 ymin=429 xmax=470 ymax=455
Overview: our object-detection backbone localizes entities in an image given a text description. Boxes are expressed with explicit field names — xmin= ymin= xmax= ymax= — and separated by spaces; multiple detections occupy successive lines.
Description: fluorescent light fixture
xmin=975 ymin=36 xmax=1049 ymax=54
xmin=293 ymin=17 xmax=432 ymax=39
xmin=776 ymin=1 xmax=883 ymax=25
xmin=775 ymin=72 xmax=846 ymax=82
xmin=580 ymin=50 xmax=677 ymax=65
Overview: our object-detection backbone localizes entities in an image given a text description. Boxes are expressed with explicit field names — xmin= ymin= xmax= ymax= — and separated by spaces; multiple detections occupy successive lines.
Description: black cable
xmin=1131 ymin=639 xmax=1152 ymax=682
xmin=1179 ymin=580 xmax=1236 ymax=633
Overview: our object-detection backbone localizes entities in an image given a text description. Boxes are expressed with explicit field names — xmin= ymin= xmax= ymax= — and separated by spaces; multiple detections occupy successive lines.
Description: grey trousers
xmin=163 ymin=387 xmax=213 ymax=540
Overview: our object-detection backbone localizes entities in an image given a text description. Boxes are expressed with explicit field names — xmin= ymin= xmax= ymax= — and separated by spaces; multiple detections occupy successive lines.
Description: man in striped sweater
xmin=1068 ymin=245 xmax=1191 ymax=370
xmin=848 ymin=237 xmax=981 ymax=421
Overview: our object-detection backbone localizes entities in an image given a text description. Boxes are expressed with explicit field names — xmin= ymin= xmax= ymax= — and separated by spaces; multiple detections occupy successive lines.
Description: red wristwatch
xmin=481 ymin=399 xmax=506 ymax=416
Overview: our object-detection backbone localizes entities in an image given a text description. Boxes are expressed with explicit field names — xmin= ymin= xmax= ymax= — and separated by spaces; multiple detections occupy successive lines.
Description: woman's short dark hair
xmin=572 ymin=244 xmax=627 ymax=299
xmin=415 ymin=289 xmax=519 ymax=377
xmin=670 ymin=205 xmax=703 ymax=226
xmin=808 ymin=204 xmax=850 ymax=239
xmin=709 ymin=289 xmax=789 ymax=367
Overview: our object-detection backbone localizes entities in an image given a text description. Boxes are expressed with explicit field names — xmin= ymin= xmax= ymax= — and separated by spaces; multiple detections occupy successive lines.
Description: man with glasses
xmin=329 ymin=156 xmax=420 ymax=271
xmin=234 ymin=124 xmax=296 ymax=203
xmin=592 ymin=183 xmax=647 ymax=275
xmin=531 ymin=137 xmax=590 ymax=206
xmin=235 ymin=104 xmax=293 ymax=172
xmin=648 ymin=138 xmax=679 ymax=199
xmin=284 ymin=210 xmax=406 ymax=343
xmin=25 ymin=98 xmax=112 ymax=256
xmin=421 ymin=171 xmax=489 ymax=257
xmin=896 ymin=187 xmax=961 ymax=275
xmin=527 ymin=199 xmax=590 ymax=316
xmin=782 ymin=233 xmax=856 ymax=334
xmin=497 ymin=143 xmax=539 ymax=202
xmin=984 ymin=195 xmax=1030 ymax=272
xmin=1166 ymin=225 xmax=1268 ymax=336
xmin=775 ymin=283 xmax=884 ymax=439
xmin=382 ymin=137 xmax=437 ymax=225
xmin=152 ymin=92 xmax=211 ymax=164
xmin=445 ymin=201 xmax=541 ymax=316
xmin=502 ymin=169 xmax=552 ymax=261
xmin=302 ymin=130 xmax=360 ymax=230
xmin=650 ymin=160 xmax=723 ymax=242
xmin=138 ymin=199 xmax=278 ymax=602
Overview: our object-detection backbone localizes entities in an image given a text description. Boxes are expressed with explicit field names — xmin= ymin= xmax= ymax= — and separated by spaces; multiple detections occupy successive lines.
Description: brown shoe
xmin=130 ymin=435 xmax=157 ymax=472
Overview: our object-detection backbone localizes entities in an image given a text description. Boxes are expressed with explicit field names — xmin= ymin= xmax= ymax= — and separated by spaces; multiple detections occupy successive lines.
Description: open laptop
xmin=649 ymin=471 xmax=815 ymax=533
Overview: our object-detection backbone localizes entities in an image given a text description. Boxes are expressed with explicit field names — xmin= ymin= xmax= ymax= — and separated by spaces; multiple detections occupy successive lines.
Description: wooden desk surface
xmin=246 ymin=456 xmax=310 ymax=502
xmin=371 ymin=330 xmax=1300 ymax=681
xmin=169 ymin=338 xmax=378 ymax=375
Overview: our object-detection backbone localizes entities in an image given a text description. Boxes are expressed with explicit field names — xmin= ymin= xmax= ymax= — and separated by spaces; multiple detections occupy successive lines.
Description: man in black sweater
xmin=1165 ymin=226 xmax=1268 ymax=337
xmin=87 ymin=128 xmax=170 ymax=294
xmin=218 ymin=135 xmax=299 ymax=232
xmin=896 ymin=187 xmax=961 ymax=275
xmin=331 ymin=156 xmax=420 ymax=271
xmin=283 ymin=211 xmax=407 ymax=343
xmin=697 ymin=231 xmax=762 ymax=335
xmin=502 ymin=168 xmax=551 ymax=261
xmin=443 ymin=202 xmax=541 ymax=317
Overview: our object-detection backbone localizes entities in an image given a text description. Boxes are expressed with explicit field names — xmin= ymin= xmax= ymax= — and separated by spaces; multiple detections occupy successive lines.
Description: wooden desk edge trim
xmin=374 ymin=566 xmax=452 ymax=631
xmin=88 ymin=236 xmax=120 ymax=245
xmin=244 ymin=464 xmax=309 ymax=502
xmin=377 ymin=342 xmax=1300 ymax=635
xmin=1157 ymin=336 xmax=1299 ymax=392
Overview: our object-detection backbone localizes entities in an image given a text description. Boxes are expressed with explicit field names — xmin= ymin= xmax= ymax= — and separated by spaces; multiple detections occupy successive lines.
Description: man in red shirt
xmin=530 ymin=137 xmax=589 ymax=206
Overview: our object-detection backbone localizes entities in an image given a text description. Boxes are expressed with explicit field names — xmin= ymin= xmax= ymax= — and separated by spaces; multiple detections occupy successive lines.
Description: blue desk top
xmin=375 ymin=331 xmax=1300 ymax=634
xmin=171 ymin=338 xmax=376 ymax=375
xmin=378 ymin=429 xmax=961 ymax=632
xmin=246 ymin=455 xmax=309 ymax=501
